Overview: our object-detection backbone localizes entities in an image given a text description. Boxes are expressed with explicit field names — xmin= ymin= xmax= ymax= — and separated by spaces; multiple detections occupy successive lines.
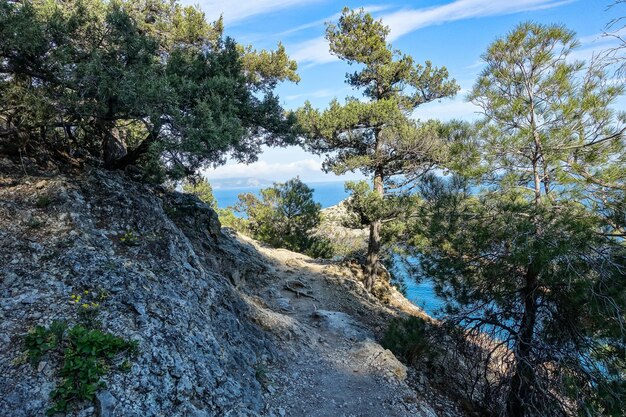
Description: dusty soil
xmin=236 ymin=235 xmax=462 ymax=417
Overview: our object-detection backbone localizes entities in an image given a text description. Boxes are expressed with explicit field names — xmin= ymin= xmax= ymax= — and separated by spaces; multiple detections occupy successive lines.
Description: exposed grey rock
xmin=95 ymin=391 xmax=116 ymax=417
xmin=349 ymin=339 xmax=408 ymax=381
xmin=0 ymin=165 xmax=275 ymax=417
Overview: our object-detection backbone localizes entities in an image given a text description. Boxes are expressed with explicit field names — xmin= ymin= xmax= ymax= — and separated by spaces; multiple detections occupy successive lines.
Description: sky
xmin=183 ymin=0 xmax=625 ymax=183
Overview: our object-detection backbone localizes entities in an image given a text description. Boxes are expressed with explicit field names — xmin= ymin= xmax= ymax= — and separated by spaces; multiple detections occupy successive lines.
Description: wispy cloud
xmin=383 ymin=0 xmax=576 ymax=41
xmin=413 ymin=98 xmax=481 ymax=122
xmin=579 ymin=27 xmax=626 ymax=46
xmin=203 ymin=147 xmax=368 ymax=182
xmin=291 ymin=0 xmax=576 ymax=65
xmin=277 ymin=5 xmax=394 ymax=37
xmin=290 ymin=37 xmax=336 ymax=65
xmin=181 ymin=0 xmax=323 ymax=24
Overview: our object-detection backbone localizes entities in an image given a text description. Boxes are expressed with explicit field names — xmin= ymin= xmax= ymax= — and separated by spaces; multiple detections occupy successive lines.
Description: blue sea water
xmin=213 ymin=180 xmax=443 ymax=316
xmin=213 ymin=181 xmax=351 ymax=209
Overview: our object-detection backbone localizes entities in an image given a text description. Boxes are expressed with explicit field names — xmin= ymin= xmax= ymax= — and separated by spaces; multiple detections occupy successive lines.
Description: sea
xmin=213 ymin=180 xmax=444 ymax=317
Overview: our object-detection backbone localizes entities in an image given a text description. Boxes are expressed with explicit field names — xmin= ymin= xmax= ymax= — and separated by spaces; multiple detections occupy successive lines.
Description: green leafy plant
xmin=26 ymin=217 xmax=46 ymax=229
xmin=254 ymin=363 xmax=270 ymax=387
xmin=24 ymin=320 xmax=67 ymax=363
xmin=24 ymin=323 xmax=137 ymax=415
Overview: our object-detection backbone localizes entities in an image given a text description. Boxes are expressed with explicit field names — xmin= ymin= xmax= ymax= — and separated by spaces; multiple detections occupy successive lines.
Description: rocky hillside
xmin=314 ymin=201 xmax=368 ymax=258
xmin=0 ymin=158 xmax=463 ymax=417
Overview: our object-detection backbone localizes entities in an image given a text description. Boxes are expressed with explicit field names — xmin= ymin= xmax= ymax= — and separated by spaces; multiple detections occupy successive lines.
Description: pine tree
xmin=297 ymin=8 xmax=458 ymax=291
xmin=416 ymin=22 xmax=626 ymax=416
xmin=232 ymin=178 xmax=326 ymax=255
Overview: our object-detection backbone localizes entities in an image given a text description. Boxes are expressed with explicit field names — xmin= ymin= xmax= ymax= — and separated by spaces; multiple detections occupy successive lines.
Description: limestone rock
xmin=350 ymin=339 xmax=408 ymax=381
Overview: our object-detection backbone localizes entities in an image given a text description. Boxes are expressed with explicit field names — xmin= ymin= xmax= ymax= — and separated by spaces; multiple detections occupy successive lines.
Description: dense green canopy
xmin=0 ymin=0 xmax=299 ymax=180
xmin=227 ymin=178 xmax=329 ymax=257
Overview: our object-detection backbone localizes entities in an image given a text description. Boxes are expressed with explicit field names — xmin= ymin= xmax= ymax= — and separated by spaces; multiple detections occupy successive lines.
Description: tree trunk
xmin=106 ymin=127 xmax=159 ymax=170
xmin=102 ymin=127 xmax=127 ymax=167
xmin=506 ymin=268 xmax=539 ymax=417
xmin=365 ymin=168 xmax=384 ymax=292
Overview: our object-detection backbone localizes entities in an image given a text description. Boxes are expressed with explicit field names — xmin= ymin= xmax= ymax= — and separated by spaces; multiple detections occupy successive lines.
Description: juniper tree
xmin=231 ymin=178 xmax=328 ymax=256
xmin=0 ymin=0 xmax=299 ymax=180
xmin=415 ymin=23 xmax=626 ymax=416
xmin=297 ymin=8 xmax=458 ymax=291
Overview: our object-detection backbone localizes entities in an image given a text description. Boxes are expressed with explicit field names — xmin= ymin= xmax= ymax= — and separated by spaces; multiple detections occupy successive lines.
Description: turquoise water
xmin=213 ymin=180 xmax=443 ymax=316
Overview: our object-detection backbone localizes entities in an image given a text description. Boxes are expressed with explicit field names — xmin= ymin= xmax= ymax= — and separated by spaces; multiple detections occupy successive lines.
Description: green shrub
xmin=305 ymin=237 xmax=335 ymax=259
xmin=36 ymin=195 xmax=53 ymax=208
xmin=217 ymin=207 xmax=249 ymax=233
xmin=230 ymin=177 xmax=334 ymax=258
xmin=182 ymin=178 xmax=218 ymax=209
xmin=382 ymin=316 xmax=433 ymax=365
xmin=119 ymin=230 xmax=140 ymax=247
xmin=24 ymin=322 xmax=137 ymax=415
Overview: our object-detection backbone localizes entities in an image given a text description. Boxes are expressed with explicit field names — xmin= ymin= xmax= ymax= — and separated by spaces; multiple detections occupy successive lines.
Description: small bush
xmin=305 ymin=237 xmax=335 ymax=259
xmin=382 ymin=316 xmax=434 ymax=366
xmin=230 ymin=178 xmax=334 ymax=258
xmin=36 ymin=195 xmax=53 ymax=208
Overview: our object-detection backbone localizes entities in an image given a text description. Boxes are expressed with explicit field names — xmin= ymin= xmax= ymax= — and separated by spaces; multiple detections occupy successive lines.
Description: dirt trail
xmin=236 ymin=236 xmax=459 ymax=417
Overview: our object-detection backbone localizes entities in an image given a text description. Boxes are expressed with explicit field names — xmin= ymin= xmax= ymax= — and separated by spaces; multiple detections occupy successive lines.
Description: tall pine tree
xmin=297 ymin=8 xmax=458 ymax=291
xmin=416 ymin=22 xmax=626 ymax=416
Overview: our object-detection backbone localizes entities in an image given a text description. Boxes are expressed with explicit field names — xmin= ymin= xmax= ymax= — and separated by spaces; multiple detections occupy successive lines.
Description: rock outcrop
xmin=0 ymin=160 xmax=462 ymax=417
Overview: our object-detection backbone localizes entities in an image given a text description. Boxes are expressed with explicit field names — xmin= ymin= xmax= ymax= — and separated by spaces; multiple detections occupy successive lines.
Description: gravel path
xmin=238 ymin=240 xmax=460 ymax=417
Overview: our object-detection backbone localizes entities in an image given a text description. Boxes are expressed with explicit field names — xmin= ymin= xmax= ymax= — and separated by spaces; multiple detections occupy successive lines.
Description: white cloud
xmin=181 ymin=0 xmax=322 ymax=24
xmin=383 ymin=0 xmax=576 ymax=41
xmin=579 ymin=27 xmax=626 ymax=46
xmin=290 ymin=37 xmax=336 ymax=65
xmin=413 ymin=97 xmax=482 ymax=122
xmin=277 ymin=5 xmax=394 ymax=37
xmin=203 ymin=158 xmax=328 ymax=183
xmin=284 ymin=88 xmax=345 ymax=102
xmin=292 ymin=0 xmax=576 ymax=65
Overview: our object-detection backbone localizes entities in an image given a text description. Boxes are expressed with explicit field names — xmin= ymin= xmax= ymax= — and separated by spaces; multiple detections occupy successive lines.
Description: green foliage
xmin=35 ymin=194 xmax=53 ymax=208
xmin=414 ymin=22 xmax=626 ymax=416
xmin=182 ymin=177 xmax=217 ymax=209
xmin=0 ymin=0 xmax=298 ymax=180
xmin=26 ymin=217 xmax=45 ymax=229
xmin=24 ymin=322 xmax=137 ymax=415
xmin=217 ymin=207 xmax=248 ymax=232
xmin=24 ymin=320 xmax=68 ymax=363
xmin=382 ymin=316 xmax=433 ymax=366
xmin=230 ymin=177 xmax=330 ymax=257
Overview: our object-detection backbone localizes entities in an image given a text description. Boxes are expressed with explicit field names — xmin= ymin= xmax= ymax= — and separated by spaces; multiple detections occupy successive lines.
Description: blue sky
xmin=184 ymin=0 xmax=625 ymax=183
